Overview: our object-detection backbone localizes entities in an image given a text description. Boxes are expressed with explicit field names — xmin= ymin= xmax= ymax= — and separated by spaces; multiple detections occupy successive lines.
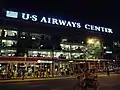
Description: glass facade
xmin=0 ymin=29 xmax=17 ymax=58
xmin=0 ymin=29 xmax=92 ymax=58
xmin=0 ymin=28 xmax=106 ymax=80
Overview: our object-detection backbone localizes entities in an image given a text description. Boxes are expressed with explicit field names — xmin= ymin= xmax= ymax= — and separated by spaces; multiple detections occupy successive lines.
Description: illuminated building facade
xmin=0 ymin=10 xmax=114 ymax=78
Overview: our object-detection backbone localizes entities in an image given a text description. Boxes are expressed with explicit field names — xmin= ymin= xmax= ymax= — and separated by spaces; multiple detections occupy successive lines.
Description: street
xmin=0 ymin=75 xmax=120 ymax=90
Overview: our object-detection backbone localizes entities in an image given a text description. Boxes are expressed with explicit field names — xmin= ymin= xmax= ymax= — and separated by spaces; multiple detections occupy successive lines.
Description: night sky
xmin=1 ymin=0 xmax=120 ymax=40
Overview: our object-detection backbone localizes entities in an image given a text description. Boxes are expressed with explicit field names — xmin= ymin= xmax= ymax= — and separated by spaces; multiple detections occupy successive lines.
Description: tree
xmin=86 ymin=38 xmax=102 ymax=59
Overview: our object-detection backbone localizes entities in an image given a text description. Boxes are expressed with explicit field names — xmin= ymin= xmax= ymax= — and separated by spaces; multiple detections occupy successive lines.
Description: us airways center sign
xmin=5 ymin=10 xmax=113 ymax=33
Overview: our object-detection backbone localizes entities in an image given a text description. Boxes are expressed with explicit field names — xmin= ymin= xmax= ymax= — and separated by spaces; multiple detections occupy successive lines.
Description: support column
xmin=25 ymin=63 xmax=28 ymax=71
xmin=10 ymin=63 xmax=12 ymax=70
xmin=103 ymin=62 xmax=106 ymax=69
xmin=51 ymin=48 xmax=55 ymax=77
xmin=6 ymin=63 xmax=9 ymax=72
xmin=15 ymin=63 xmax=18 ymax=78
xmin=88 ymin=62 xmax=90 ymax=69
xmin=94 ymin=61 xmax=96 ymax=68
xmin=57 ymin=61 xmax=60 ymax=76
xmin=51 ymin=63 xmax=52 ymax=76
xmin=15 ymin=63 xmax=18 ymax=71
xmin=34 ymin=62 xmax=36 ymax=72
xmin=33 ymin=62 xmax=36 ymax=78
xmin=52 ymin=61 xmax=55 ymax=77
xmin=99 ymin=62 xmax=100 ymax=69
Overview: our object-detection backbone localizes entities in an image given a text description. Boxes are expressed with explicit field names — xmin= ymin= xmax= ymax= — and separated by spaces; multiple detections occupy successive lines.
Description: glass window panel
xmin=71 ymin=45 xmax=79 ymax=50
xmin=0 ymin=49 xmax=16 ymax=56
xmin=33 ymin=51 xmax=38 ymax=54
xmin=71 ymin=53 xmax=81 ymax=59
xmin=64 ymin=53 xmax=71 ymax=59
xmin=28 ymin=50 xmax=52 ymax=57
xmin=39 ymin=51 xmax=51 ymax=57
xmin=54 ymin=52 xmax=63 ymax=58
xmin=4 ymin=29 xmax=17 ymax=37
xmin=2 ymin=40 xmax=17 ymax=47
xmin=60 ymin=44 xmax=70 ymax=50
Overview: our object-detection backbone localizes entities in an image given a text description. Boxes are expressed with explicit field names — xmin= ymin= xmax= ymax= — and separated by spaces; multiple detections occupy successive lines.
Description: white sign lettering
xmin=52 ymin=18 xmax=59 ymax=25
xmin=5 ymin=10 xmax=113 ymax=34
xmin=48 ymin=18 xmax=51 ymax=24
xmin=95 ymin=26 xmax=100 ymax=31
xmin=84 ymin=24 xmax=113 ymax=33
xmin=41 ymin=17 xmax=47 ymax=23
xmin=76 ymin=23 xmax=81 ymax=28
xmin=85 ymin=24 xmax=91 ymax=30
xmin=66 ymin=21 xmax=72 ymax=27
xmin=58 ymin=19 xmax=66 ymax=26
xmin=22 ymin=13 xmax=30 ymax=20
xmin=71 ymin=22 xmax=76 ymax=27
xmin=31 ymin=15 xmax=37 ymax=21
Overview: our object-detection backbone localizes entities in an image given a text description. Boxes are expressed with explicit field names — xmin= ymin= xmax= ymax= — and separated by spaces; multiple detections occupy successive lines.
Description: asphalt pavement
xmin=0 ymin=75 xmax=120 ymax=90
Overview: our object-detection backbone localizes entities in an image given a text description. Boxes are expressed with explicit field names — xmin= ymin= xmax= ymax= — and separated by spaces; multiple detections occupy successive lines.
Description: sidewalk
xmin=0 ymin=74 xmax=119 ymax=83
xmin=97 ymin=73 xmax=120 ymax=77
xmin=0 ymin=76 xmax=74 ymax=83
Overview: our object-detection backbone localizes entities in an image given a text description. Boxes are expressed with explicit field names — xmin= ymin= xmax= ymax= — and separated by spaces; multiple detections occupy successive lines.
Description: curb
xmin=0 ymin=74 xmax=119 ymax=83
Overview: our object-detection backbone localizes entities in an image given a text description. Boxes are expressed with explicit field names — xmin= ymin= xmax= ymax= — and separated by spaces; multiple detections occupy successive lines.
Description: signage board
xmin=5 ymin=10 xmax=113 ymax=33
